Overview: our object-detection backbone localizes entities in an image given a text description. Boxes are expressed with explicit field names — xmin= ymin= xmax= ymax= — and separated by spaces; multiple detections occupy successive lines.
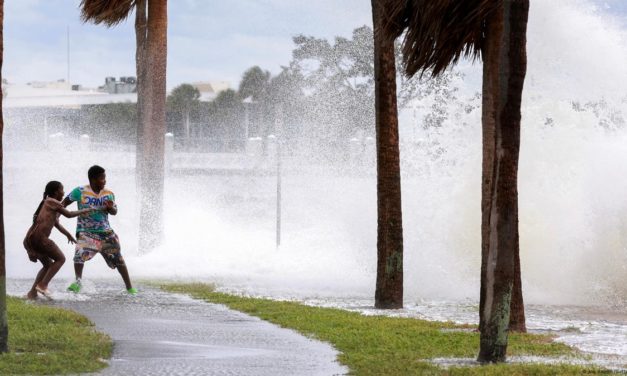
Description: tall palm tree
xmin=80 ymin=0 xmax=167 ymax=249
xmin=383 ymin=0 xmax=529 ymax=362
xmin=0 ymin=0 xmax=7 ymax=354
xmin=372 ymin=0 xmax=404 ymax=309
xmin=476 ymin=2 xmax=529 ymax=361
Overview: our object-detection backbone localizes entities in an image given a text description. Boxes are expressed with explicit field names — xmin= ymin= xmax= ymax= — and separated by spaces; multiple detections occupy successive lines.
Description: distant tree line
xmin=74 ymin=25 xmax=627 ymax=157
xmin=73 ymin=26 xmax=462 ymax=155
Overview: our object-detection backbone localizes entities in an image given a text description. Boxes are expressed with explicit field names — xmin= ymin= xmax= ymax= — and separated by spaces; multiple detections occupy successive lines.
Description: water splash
xmin=6 ymin=0 xmax=627 ymax=311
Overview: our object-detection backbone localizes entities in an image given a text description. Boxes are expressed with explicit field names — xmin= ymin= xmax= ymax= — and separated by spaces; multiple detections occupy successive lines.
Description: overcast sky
xmin=3 ymin=0 xmax=625 ymax=90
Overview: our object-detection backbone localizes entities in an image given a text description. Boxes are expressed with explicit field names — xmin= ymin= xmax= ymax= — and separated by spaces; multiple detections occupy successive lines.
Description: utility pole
xmin=243 ymin=96 xmax=253 ymax=142
xmin=275 ymin=105 xmax=283 ymax=249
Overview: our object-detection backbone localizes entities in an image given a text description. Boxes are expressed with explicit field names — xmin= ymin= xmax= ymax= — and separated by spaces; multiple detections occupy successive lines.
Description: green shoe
xmin=67 ymin=281 xmax=81 ymax=293
xmin=127 ymin=287 xmax=138 ymax=295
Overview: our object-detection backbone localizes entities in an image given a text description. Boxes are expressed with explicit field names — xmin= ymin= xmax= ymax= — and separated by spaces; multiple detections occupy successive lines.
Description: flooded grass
xmin=0 ymin=296 xmax=112 ymax=375
xmin=162 ymin=283 xmax=611 ymax=375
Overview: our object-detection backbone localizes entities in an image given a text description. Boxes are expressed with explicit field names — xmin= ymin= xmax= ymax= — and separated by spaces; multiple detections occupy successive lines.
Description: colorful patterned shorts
xmin=73 ymin=231 xmax=125 ymax=269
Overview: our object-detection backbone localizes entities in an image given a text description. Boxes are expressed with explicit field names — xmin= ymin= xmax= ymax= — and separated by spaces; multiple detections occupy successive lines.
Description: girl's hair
xmin=32 ymin=181 xmax=62 ymax=223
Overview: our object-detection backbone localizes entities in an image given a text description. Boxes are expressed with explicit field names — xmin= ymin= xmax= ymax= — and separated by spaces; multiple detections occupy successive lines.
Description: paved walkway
xmin=8 ymin=279 xmax=347 ymax=376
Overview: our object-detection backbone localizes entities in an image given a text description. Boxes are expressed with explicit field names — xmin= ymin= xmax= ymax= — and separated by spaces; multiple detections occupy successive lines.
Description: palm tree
xmin=382 ymin=0 xmax=529 ymax=363
xmin=80 ymin=0 xmax=167 ymax=249
xmin=372 ymin=0 xmax=404 ymax=309
xmin=0 ymin=0 xmax=7 ymax=354
xmin=168 ymin=84 xmax=201 ymax=143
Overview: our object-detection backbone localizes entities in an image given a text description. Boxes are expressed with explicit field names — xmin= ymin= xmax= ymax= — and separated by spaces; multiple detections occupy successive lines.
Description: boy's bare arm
xmin=105 ymin=200 xmax=117 ymax=215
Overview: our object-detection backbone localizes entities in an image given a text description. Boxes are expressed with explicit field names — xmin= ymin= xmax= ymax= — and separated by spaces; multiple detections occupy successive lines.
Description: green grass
xmin=161 ymin=283 xmax=612 ymax=375
xmin=0 ymin=296 xmax=112 ymax=375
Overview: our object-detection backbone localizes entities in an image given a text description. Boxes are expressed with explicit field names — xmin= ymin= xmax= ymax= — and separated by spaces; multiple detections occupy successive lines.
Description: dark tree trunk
xmin=480 ymin=151 xmax=526 ymax=332
xmin=0 ymin=0 xmax=7 ymax=354
xmin=372 ymin=0 xmax=403 ymax=309
xmin=479 ymin=58 xmax=495 ymax=336
xmin=508 ymin=250 xmax=526 ymax=332
xmin=479 ymin=0 xmax=527 ymax=333
xmin=137 ymin=0 xmax=167 ymax=250
xmin=135 ymin=0 xmax=147 ymax=189
xmin=477 ymin=0 xmax=529 ymax=363
xmin=481 ymin=168 xmax=526 ymax=333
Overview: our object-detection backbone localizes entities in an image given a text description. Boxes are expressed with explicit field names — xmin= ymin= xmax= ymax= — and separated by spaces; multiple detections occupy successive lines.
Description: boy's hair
xmin=88 ymin=165 xmax=105 ymax=181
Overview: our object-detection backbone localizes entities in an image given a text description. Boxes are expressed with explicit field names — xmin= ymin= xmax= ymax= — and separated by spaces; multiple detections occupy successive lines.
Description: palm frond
xmin=382 ymin=0 xmax=502 ymax=77
xmin=80 ymin=0 xmax=136 ymax=26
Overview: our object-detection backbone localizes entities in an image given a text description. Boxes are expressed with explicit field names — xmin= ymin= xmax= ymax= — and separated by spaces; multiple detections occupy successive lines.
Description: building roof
xmin=3 ymin=83 xmax=137 ymax=109
xmin=3 ymin=79 xmax=231 ymax=108
xmin=191 ymin=81 xmax=230 ymax=102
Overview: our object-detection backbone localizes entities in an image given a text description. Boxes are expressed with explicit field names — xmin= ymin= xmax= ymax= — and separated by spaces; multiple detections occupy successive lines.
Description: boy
xmin=62 ymin=165 xmax=137 ymax=294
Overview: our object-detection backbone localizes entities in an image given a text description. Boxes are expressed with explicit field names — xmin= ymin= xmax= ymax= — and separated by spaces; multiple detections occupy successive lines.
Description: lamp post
xmin=275 ymin=104 xmax=284 ymax=249
xmin=243 ymin=96 xmax=254 ymax=143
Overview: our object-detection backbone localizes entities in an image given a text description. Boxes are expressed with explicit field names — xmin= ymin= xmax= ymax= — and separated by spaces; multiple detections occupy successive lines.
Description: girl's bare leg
xmin=28 ymin=262 xmax=50 ymax=299
xmin=36 ymin=241 xmax=65 ymax=290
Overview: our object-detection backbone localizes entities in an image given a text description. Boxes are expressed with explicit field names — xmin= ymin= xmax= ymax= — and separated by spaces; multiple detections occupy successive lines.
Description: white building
xmin=3 ymin=79 xmax=137 ymax=109
xmin=190 ymin=81 xmax=231 ymax=102
xmin=2 ymin=78 xmax=231 ymax=108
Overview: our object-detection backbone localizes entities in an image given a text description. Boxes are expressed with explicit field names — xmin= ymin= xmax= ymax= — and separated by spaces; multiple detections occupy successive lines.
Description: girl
xmin=23 ymin=181 xmax=94 ymax=299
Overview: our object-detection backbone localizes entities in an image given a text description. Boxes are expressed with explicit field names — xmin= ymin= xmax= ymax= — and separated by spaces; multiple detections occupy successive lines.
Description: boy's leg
xmin=67 ymin=263 xmax=84 ymax=292
xmin=99 ymin=252 xmax=133 ymax=290
xmin=101 ymin=232 xmax=134 ymax=292
xmin=74 ymin=262 xmax=84 ymax=280
xmin=73 ymin=232 xmax=86 ymax=280
xmin=116 ymin=264 xmax=133 ymax=290
xmin=68 ymin=233 xmax=97 ymax=292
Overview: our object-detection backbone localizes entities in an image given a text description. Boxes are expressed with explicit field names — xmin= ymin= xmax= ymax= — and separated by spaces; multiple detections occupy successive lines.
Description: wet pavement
xmin=7 ymin=279 xmax=347 ymax=376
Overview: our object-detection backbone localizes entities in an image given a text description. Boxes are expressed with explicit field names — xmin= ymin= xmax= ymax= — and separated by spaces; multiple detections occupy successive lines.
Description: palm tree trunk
xmin=0 ymin=0 xmax=7 ymax=354
xmin=135 ymin=0 xmax=147 ymax=191
xmin=479 ymin=2 xmax=527 ymax=332
xmin=477 ymin=0 xmax=529 ymax=363
xmin=479 ymin=68 xmax=495 ymax=336
xmin=481 ymin=180 xmax=526 ymax=332
xmin=481 ymin=202 xmax=526 ymax=332
xmin=509 ymin=249 xmax=526 ymax=332
xmin=372 ymin=0 xmax=403 ymax=309
xmin=138 ymin=0 xmax=167 ymax=249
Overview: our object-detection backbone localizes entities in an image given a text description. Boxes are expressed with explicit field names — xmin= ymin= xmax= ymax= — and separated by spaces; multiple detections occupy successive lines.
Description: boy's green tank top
xmin=66 ymin=185 xmax=116 ymax=233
